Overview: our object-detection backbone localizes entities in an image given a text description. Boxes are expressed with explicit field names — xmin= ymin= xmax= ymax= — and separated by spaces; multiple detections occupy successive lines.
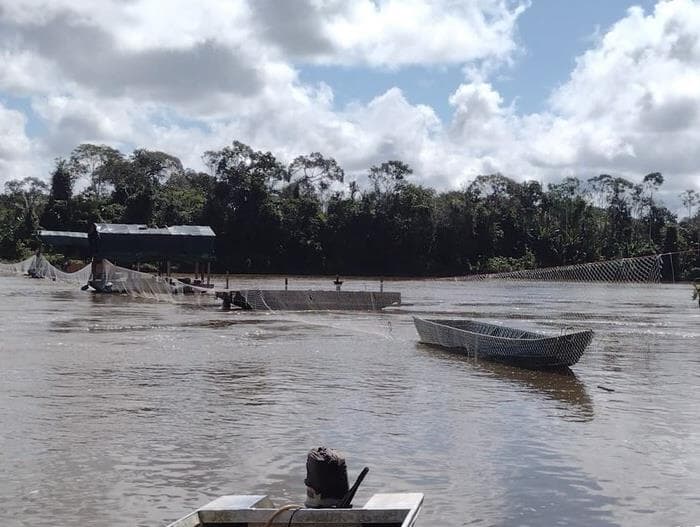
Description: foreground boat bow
xmin=166 ymin=493 xmax=423 ymax=527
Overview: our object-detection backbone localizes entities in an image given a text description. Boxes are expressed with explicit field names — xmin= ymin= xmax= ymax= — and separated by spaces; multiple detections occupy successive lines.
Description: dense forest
xmin=1 ymin=141 xmax=699 ymax=278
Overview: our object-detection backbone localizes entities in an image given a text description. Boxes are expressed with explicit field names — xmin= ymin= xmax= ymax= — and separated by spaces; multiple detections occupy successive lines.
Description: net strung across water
xmin=433 ymin=251 xmax=700 ymax=353
xmin=0 ymin=255 xmax=38 ymax=276
xmin=448 ymin=253 xmax=666 ymax=283
xmin=0 ymin=254 xmax=216 ymax=302
xmin=0 ymin=254 xmax=91 ymax=283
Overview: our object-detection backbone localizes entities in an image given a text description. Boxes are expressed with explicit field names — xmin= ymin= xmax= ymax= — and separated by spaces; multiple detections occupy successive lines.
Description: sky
xmin=0 ymin=0 xmax=699 ymax=214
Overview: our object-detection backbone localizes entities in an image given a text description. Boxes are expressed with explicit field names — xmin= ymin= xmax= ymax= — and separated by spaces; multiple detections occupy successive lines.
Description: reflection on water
xmin=421 ymin=344 xmax=594 ymax=421
xmin=1 ymin=276 xmax=699 ymax=526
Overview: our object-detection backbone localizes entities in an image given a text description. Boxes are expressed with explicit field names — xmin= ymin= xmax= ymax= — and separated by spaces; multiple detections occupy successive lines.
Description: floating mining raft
xmin=216 ymin=289 xmax=401 ymax=311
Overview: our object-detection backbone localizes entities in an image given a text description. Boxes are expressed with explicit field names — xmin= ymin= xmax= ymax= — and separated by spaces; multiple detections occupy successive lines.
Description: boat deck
xmin=167 ymin=493 xmax=423 ymax=527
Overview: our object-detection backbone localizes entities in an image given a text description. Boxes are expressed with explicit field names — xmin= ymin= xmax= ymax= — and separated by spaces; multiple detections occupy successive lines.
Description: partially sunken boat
xmin=217 ymin=289 xmax=401 ymax=311
xmin=166 ymin=493 xmax=423 ymax=527
xmin=414 ymin=317 xmax=593 ymax=367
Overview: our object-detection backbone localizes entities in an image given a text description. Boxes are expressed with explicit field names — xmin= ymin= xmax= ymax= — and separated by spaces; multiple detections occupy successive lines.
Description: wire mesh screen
xmin=450 ymin=254 xmax=664 ymax=283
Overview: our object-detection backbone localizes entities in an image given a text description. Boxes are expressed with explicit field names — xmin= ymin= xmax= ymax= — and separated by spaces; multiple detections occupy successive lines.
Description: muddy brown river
xmin=0 ymin=275 xmax=698 ymax=526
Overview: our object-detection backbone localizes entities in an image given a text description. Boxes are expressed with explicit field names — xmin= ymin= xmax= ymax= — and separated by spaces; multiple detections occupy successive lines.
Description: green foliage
xmin=69 ymin=144 xmax=123 ymax=199
xmin=484 ymin=252 xmax=536 ymax=274
xmin=154 ymin=171 xmax=208 ymax=226
xmin=1 ymin=140 xmax=698 ymax=279
xmin=368 ymin=160 xmax=412 ymax=195
xmin=49 ymin=158 xmax=74 ymax=201
xmin=1 ymin=177 xmax=49 ymax=258
xmin=288 ymin=152 xmax=344 ymax=205
xmin=680 ymin=189 xmax=699 ymax=220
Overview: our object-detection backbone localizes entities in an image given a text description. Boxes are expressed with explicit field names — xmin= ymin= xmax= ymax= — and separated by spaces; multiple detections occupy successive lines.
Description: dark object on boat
xmin=166 ymin=446 xmax=418 ymax=527
xmin=304 ymin=447 xmax=349 ymax=508
xmin=304 ymin=447 xmax=369 ymax=509
xmin=339 ymin=467 xmax=370 ymax=508
xmin=305 ymin=447 xmax=349 ymax=508
xmin=216 ymin=289 xmax=401 ymax=311
xmin=166 ymin=492 xmax=423 ymax=527
xmin=414 ymin=317 xmax=593 ymax=368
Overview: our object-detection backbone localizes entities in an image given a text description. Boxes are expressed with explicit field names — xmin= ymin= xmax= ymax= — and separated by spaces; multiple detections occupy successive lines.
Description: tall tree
xmin=288 ymin=152 xmax=344 ymax=204
xmin=40 ymin=158 xmax=78 ymax=230
xmin=2 ymin=177 xmax=49 ymax=257
xmin=49 ymin=158 xmax=74 ymax=201
xmin=69 ymin=144 xmax=123 ymax=199
xmin=680 ymin=189 xmax=699 ymax=220
xmin=154 ymin=170 xmax=211 ymax=226
xmin=107 ymin=149 xmax=185 ymax=224
xmin=202 ymin=141 xmax=286 ymax=271
xmin=368 ymin=160 xmax=412 ymax=195
xmin=642 ymin=172 xmax=664 ymax=203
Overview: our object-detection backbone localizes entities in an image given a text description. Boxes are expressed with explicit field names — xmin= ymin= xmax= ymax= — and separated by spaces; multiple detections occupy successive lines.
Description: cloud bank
xmin=0 ymin=0 xmax=699 ymax=209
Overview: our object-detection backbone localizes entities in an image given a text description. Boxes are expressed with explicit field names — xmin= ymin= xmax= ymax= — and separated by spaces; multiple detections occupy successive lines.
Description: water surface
xmin=1 ymin=276 xmax=698 ymax=526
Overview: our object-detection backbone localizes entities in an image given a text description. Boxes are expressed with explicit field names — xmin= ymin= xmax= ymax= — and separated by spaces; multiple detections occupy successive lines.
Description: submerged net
xmin=0 ymin=254 xmax=92 ymax=283
xmin=0 ymin=254 xmax=216 ymax=302
xmin=0 ymin=255 xmax=39 ymax=276
xmin=451 ymin=254 xmax=664 ymax=283
xmin=436 ymin=250 xmax=700 ymax=351
xmin=91 ymin=259 xmax=217 ymax=300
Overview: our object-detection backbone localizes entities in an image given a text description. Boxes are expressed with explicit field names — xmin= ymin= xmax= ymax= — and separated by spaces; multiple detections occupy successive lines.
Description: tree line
xmin=1 ymin=141 xmax=699 ymax=278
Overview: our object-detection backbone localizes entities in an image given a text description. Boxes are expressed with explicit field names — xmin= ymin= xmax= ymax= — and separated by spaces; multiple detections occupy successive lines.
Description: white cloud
xmin=0 ymin=101 xmax=43 ymax=182
xmin=0 ymin=0 xmax=523 ymax=183
xmin=322 ymin=0 xmax=527 ymax=67
xmin=1 ymin=0 xmax=699 ymax=213
xmin=539 ymin=0 xmax=700 ymax=193
xmin=0 ymin=103 xmax=31 ymax=159
xmin=390 ymin=0 xmax=700 ymax=201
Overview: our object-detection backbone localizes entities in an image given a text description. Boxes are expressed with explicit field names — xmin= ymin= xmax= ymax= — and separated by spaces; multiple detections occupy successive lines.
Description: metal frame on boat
xmin=166 ymin=493 xmax=423 ymax=527
xmin=414 ymin=317 xmax=593 ymax=367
